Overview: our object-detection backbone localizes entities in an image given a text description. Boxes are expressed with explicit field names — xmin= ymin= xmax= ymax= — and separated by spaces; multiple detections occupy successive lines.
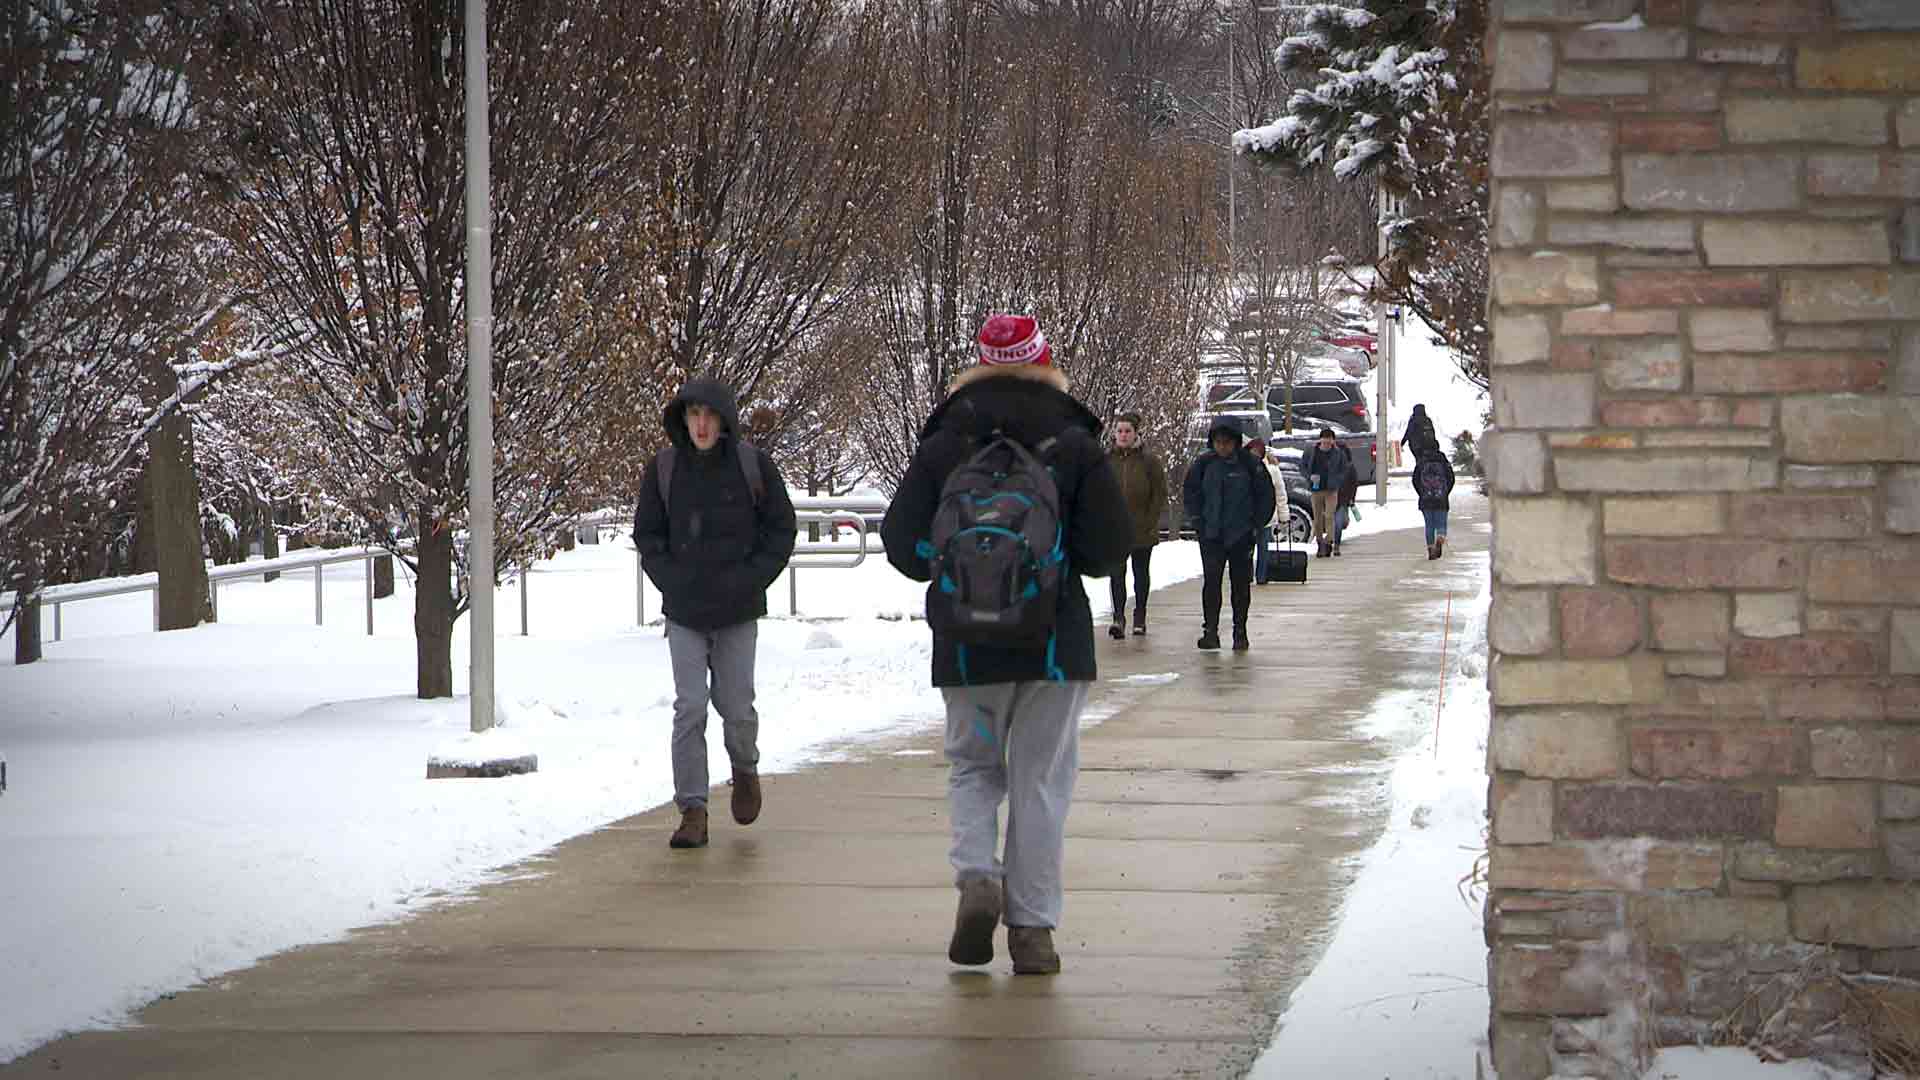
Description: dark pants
xmin=1108 ymin=547 xmax=1153 ymax=625
xmin=1252 ymin=527 xmax=1273 ymax=583
xmin=1199 ymin=540 xmax=1253 ymax=635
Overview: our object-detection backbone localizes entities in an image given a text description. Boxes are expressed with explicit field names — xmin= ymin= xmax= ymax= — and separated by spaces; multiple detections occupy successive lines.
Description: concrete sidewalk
xmin=6 ymin=493 xmax=1489 ymax=1080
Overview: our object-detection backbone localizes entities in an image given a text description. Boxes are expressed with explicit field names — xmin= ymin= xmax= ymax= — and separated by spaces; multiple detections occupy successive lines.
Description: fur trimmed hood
xmin=946 ymin=362 xmax=1069 ymax=395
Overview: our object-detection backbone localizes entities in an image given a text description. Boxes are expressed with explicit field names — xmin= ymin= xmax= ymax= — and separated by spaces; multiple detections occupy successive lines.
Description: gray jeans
xmin=941 ymin=680 xmax=1089 ymax=930
xmin=666 ymin=619 xmax=760 ymax=811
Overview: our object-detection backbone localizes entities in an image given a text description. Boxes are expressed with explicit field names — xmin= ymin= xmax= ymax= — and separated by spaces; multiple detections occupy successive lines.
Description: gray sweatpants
xmin=666 ymin=619 xmax=760 ymax=811
xmin=941 ymin=680 xmax=1090 ymax=930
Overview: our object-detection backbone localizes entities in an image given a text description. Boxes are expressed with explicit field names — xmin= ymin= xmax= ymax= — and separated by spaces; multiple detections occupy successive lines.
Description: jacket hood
xmin=663 ymin=378 xmax=742 ymax=451
xmin=1409 ymin=404 xmax=1428 ymax=419
xmin=921 ymin=363 xmax=1100 ymax=442
xmin=1205 ymin=419 xmax=1245 ymax=449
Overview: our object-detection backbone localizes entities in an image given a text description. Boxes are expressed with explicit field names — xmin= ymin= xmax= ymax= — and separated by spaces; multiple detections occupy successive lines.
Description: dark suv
xmin=1206 ymin=379 xmax=1371 ymax=433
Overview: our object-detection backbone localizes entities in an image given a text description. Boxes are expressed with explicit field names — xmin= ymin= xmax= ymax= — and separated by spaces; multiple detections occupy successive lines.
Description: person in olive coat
xmin=1103 ymin=412 xmax=1168 ymax=638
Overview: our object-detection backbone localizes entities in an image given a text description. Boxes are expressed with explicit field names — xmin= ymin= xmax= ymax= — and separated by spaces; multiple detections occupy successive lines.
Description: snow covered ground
xmin=0 ymin=534 xmax=1223 ymax=1062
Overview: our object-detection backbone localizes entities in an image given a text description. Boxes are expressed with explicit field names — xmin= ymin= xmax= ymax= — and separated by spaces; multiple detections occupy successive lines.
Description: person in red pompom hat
xmin=881 ymin=313 xmax=1130 ymax=975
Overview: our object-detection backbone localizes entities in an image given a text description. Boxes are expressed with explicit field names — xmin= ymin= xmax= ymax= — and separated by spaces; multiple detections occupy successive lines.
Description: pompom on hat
xmin=977 ymin=313 xmax=1052 ymax=367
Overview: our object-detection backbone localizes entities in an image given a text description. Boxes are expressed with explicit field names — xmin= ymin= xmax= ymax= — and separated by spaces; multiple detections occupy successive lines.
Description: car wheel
xmin=1285 ymin=505 xmax=1313 ymax=544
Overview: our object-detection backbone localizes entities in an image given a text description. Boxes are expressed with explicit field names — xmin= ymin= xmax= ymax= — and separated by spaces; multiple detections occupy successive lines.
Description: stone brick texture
xmin=1489 ymin=3 xmax=1920 ymax=1071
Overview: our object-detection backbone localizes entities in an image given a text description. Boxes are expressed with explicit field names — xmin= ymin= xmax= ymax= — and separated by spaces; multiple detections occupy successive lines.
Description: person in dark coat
xmin=1412 ymin=445 xmax=1457 ymax=560
xmin=1401 ymin=403 xmax=1439 ymax=457
xmin=881 ymin=314 xmax=1130 ymax=977
xmin=1181 ymin=418 xmax=1276 ymax=652
xmin=1333 ymin=467 xmax=1360 ymax=556
xmin=1104 ymin=412 xmax=1169 ymax=638
xmin=635 ymin=378 xmax=797 ymax=850
xmin=1298 ymin=427 xmax=1354 ymax=559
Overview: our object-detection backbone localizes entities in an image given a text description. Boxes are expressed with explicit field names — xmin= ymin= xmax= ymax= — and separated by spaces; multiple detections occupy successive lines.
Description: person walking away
xmin=1105 ymin=412 xmax=1168 ymax=638
xmin=1401 ymin=403 xmax=1439 ymax=458
xmin=880 ymin=314 xmax=1130 ymax=975
xmin=1333 ymin=466 xmax=1359 ymax=556
xmin=1182 ymin=420 xmax=1276 ymax=651
xmin=635 ymin=379 xmax=798 ymax=849
xmin=1413 ymin=445 xmax=1456 ymax=559
xmin=1246 ymin=437 xmax=1284 ymax=583
xmin=1298 ymin=428 xmax=1353 ymax=559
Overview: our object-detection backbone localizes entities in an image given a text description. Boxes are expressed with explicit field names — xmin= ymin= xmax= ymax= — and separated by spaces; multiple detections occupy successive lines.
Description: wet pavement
xmin=4 ymin=492 xmax=1489 ymax=1080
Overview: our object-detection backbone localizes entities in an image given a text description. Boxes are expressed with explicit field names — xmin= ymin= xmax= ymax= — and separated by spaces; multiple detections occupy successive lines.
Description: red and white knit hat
xmin=976 ymin=314 xmax=1052 ymax=367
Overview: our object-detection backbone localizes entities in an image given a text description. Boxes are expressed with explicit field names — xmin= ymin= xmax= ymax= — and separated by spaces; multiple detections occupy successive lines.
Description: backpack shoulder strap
xmin=655 ymin=446 xmax=677 ymax=508
xmin=735 ymin=440 xmax=765 ymax=505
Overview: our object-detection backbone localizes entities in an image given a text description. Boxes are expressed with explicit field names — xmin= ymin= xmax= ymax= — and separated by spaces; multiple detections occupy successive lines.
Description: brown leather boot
xmin=731 ymin=766 xmax=762 ymax=825
xmin=1007 ymin=926 xmax=1061 ymax=974
xmin=948 ymin=877 xmax=1002 ymax=966
xmin=668 ymin=805 xmax=708 ymax=849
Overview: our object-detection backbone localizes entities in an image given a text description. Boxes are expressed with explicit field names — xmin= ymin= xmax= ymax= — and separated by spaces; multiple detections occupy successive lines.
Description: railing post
xmin=789 ymin=567 xmax=798 ymax=616
xmin=636 ymin=547 xmax=645 ymax=626
xmin=152 ymin=589 xmax=159 ymax=631
xmin=210 ymin=580 xmax=219 ymax=623
xmin=519 ymin=566 xmax=529 ymax=636
xmin=364 ymin=556 xmax=374 ymax=636
xmin=53 ymin=601 xmax=62 ymax=643
xmin=315 ymin=564 xmax=324 ymax=626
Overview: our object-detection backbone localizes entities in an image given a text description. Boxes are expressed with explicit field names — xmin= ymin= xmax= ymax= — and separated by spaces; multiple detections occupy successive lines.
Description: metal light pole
xmin=1375 ymin=186 xmax=1392 ymax=507
xmin=464 ymin=0 xmax=496 ymax=734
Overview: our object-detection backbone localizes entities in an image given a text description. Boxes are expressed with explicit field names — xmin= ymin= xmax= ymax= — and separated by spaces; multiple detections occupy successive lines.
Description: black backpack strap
xmin=735 ymin=440 xmax=765 ymax=505
xmin=655 ymin=446 xmax=677 ymax=508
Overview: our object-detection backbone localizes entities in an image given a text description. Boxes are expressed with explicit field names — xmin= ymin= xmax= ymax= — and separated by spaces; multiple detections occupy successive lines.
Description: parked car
xmin=1208 ymin=378 xmax=1373 ymax=433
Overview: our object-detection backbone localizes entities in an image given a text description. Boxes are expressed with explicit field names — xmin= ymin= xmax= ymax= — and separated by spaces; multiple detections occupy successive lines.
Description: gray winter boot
xmin=948 ymin=876 xmax=1003 ymax=966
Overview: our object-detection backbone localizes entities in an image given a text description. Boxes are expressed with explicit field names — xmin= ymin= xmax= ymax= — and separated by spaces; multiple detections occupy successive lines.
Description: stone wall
xmin=1485 ymin=0 xmax=1920 ymax=1075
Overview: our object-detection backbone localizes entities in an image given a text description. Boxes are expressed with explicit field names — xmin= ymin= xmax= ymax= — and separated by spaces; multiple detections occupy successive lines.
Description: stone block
xmin=1639 ymin=896 xmax=1791 ymax=944
xmin=1624 ymin=154 xmax=1801 ymax=212
xmin=1786 ymin=465 xmax=1879 ymax=489
xmin=1901 ymin=328 xmax=1920 ymax=394
xmin=1559 ymin=587 xmax=1642 ymax=658
xmin=1492 ymin=589 xmax=1555 ymax=655
xmin=1631 ymin=725 xmax=1798 ymax=780
xmin=1495 ymin=709 xmax=1622 ymax=778
xmin=1886 ymin=784 xmax=1920 ymax=819
xmin=1493 ymin=943 xmax=1613 ymax=1016
xmin=1565 ymin=26 xmax=1691 ymax=60
xmin=1620 ymin=115 xmax=1722 ymax=152
xmin=1809 ymin=152 xmax=1920 ymax=198
xmin=1808 ymin=606 xmax=1888 ymax=633
xmin=1614 ymin=270 xmax=1773 ymax=307
xmin=1810 ymin=543 xmax=1920 ymax=604
xmin=1798 ymin=36 xmax=1920 ymax=91
xmin=1484 ymin=430 xmax=1550 ymax=495
xmin=1505 ymin=0 xmax=1638 ymax=21
xmin=1696 ymin=353 xmax=1888 ymax=394
xmin=1783 ymin=395 xmax=1920 ymax=463
xmin=1493 ymin=656 xmax=1668 ymax=707
xmin=1557 ymin=66 xmax=1653 ymax=97
xmin=1891 ymin=469 xmax=1920 ymax=532
xmin=1496 ymin=777 xmax=1556 ymax=844
xmin=1495 ymin=185 xmax=1541 ymax=249
xmin=1493 ymin=252 xmax=1603 ymax=308
xmin=1697 ymin=0 xmax=1828 ymax=33
xmin=1666 ymin=653 xmax=1729 ymax=677
xmin=1494 ymin=118 xmax=1616 ymax=178
xmin=1555 ymin=340 xmax=1599 ymax=371
xmin=1895 ymin=610 xmax=1920 ymax=674
xmin=1837 ymin=0 xmax=1920 ymax=30
xmin=1890 ymin=679 xmax=1920 ymax=719
xmin=1734 ymin=592 xmax=1804 ymax=639
xmin=1492 ymin=1017 xmax=1554 ymax=1079
xmin=1729 ymin=494 xmax=1875 ymax=540
xmin=1600 ymin=397 xmax=1768 ymax=427
xmin=1493 ymin=313 xmax=1550 ymax=367
xmin=1610 ymin=539 xmax=1804 ymax=590
xmin=1813 ymin=726 xmax=1920 ymax=779
xmin=1905 ymin=206 xmax=1920 ymax=264
xmin=1603 ymin=496 xmax=1727 ymax=539
xmin=1735 ymin=843 xmax=1878 ymax=883
xmin=1727 ymin=98 xmax=1890 ymax=146
xmin=1888 ymin=823 xmax=1920 ymax=877
xmin=1599 ymin=339 xmax=1686 ymax=390
xmin=1491 ymin=842 xmax=1723 ymax=892
xmin=1493 ymin=372 xmax=1597 ymax=428
xmin=1903 ymin=100 xmax=1920 ymax=146
xmin=1662 ymin=679 xmax=1776 ymax=717
xmin=1560 ymin=782 xmax=1770 ymax=840
xmin=1496 ymin=498 xmax=1598 ymax=585
xmin=1730 ymin=636 xmax=1879 ymax=677
xmin=1546 ymin=180 xmax=1620 ymax=212
xmin=1703 ymin=220 xmax=1892 ymax=267
xmin=1551 ymin=431 xmax=1637 ymax=450
xmin=1777 ymin=785 xmax=1879 ymax=848
xmin=1784 ymin=326 xmax=1895 ymax=350
xmin=1563 ymin=306 xmax=1683 ymax=337
xmin=1697 ymin=36 xmax=1788 ymax=64
xmin=1796 ymin=883 xmax=1920 ymax=947
xmin=1779 ymin=680 xmax=1888 ymax=722
xmin=1644 ymin=431 xmax=1774 ymax=450
xmin=1493 ymin=30 xmax=1555 ymax=93
xmin=1557 ymin=452 xmax=1776 ymax=492
xmin=1689 ymin=309 xmax=1774 ymax=352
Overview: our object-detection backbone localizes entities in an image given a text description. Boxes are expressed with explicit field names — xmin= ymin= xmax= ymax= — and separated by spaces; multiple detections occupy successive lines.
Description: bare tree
xmin=201 ymin=0 xmax=675 ymax=697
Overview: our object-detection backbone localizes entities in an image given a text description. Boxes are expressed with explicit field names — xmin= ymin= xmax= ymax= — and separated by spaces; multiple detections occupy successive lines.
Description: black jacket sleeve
xmin=633 ymin=454 xmax=693 ymax=597
xmin=1070 ymin=448 xmax=1132 ymax=578
xmin=1181 ymin=456 xmax=1206 ymax=529
xmin=743 ymin=448 xmax=798 ymax=589
xmin=881 ymin=445 xmax=940 ymax=582
xmin=1443 ymin=457 xmax=1457 ymax=495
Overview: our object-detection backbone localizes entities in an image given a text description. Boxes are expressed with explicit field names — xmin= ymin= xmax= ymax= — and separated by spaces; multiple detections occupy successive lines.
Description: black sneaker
xmin=1232 ymin=632 xmax=1250 ymax=652
xmin=1108 ymin=622 xmax=1125 ymax=640
xmin=1132 ymin=620 xmax=1147 ymax=636
xmin=1197 ymin=631 xmax=1221 ymax=651
xmin=1332 ymin=542 xmax=1342 ymax=556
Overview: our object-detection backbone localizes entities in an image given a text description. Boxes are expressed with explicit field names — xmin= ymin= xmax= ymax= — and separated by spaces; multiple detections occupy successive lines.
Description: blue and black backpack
xmin=924 ymin=433 xmax=1065 ymax=648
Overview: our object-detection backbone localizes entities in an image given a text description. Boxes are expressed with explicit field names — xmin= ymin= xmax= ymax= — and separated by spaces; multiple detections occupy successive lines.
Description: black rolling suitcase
xmin=1264 ymin=520 xmax=1308 ymax=584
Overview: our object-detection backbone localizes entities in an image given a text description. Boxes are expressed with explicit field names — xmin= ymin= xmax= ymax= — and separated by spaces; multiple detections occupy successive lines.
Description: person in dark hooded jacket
xmin=635 ymin=378 xmax=797 ymax=850
xmin=881 ymin=314 xmax=1130 ymax=977
xmin=1181 ymin=419 xmax=1277 ymax=652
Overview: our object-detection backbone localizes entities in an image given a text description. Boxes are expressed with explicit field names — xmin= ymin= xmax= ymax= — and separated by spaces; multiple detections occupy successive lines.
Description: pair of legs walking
xmin=665 ymin=620 xmax=763 ymax=848
xmin=1198 ymin=540 xmax=1252 ymax=651
xmin=942 ymin=680 xmax=1088 ymax=973
xmin=1310 ymin=491 xmax=1340 ymax=556
xmin=1107 ymin=547 xmax=1153 ymax=637
xmin=1423 ymin=509 xmax=1450 ymax=559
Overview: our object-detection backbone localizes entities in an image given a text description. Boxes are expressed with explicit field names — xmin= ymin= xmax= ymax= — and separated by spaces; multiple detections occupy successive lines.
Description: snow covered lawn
xmin=0 ymin=534 xmax=1219 ymax=1062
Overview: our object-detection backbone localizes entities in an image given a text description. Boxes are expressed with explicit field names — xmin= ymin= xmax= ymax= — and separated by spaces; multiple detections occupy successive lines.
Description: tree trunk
xmin=262 ymin=503 xmax=281 ymax=582
xmin=13 ymin=591 xmax=42 ymax=664
xmin=374 ymin=554 xmax=395 ymax=599
xmin=132 ymin=473 xmax=158 ymax=574
xmin=146 ymin=408 xmax=211 ymax=630
xmin=413 ymin=524 xmax=455 ymax=698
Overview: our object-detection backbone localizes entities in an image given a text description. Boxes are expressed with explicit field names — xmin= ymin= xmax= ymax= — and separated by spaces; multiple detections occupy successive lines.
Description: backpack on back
xmin=924 ymin=433 xmax=1066 ymax=648
xmin=1415 ymin=456 xmax=1450 ymax=500
xmin=1407 ymin=415 xmax=1439 ymax=456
